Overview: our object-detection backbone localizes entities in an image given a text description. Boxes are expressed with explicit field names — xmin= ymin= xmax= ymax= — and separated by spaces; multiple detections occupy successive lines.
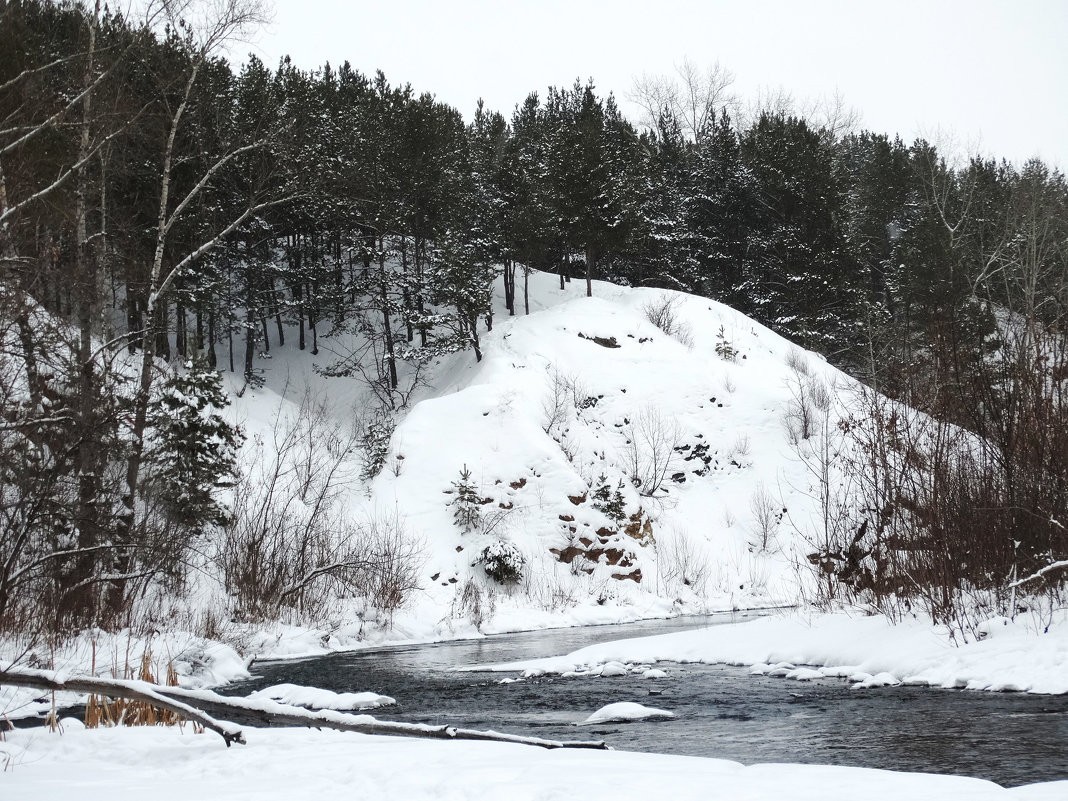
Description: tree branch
xmin=151 ymin=195 xmax=294 ymax=302
xmin=1008 ymin=560 xmax=1068 ymax=589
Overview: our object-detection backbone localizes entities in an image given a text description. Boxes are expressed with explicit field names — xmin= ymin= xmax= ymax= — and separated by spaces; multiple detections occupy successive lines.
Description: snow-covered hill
xmin=226 ymin=269 xmax=851 ymax=649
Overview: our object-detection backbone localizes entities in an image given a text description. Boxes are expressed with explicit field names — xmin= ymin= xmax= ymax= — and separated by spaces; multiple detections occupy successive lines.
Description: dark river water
xmin=225 ymin=613 xmax=1068 ymax=788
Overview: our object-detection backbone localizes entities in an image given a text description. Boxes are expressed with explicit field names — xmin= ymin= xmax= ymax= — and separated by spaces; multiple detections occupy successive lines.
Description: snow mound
xmin=852 ymin=672 xmax=901 ymax=689
xmin=598 ymin=661 xmax=630 ymax=677
xmin=786 ymin=667 xmax=824 ymax=681
xmin=249 ymin=683 xmax=395 ymax=711
xmin=581 ymin=701 xmax=675 ymax=724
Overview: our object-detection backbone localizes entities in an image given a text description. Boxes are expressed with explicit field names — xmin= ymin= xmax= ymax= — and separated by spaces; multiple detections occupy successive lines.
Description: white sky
xmin=247 ymin=0 xmax=1067 ymax=168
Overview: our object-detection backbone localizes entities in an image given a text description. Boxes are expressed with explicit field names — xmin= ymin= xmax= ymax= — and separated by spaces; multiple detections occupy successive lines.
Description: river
xmin=225 ymin=613 xmax=1068 ymax=787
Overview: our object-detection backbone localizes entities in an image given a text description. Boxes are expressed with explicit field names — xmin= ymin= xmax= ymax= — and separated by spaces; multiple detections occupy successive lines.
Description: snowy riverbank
xmin=3 ymin=723 xmax=1066 ymax=800
xmin=475 ymin=611 xmax=1068 ymax=694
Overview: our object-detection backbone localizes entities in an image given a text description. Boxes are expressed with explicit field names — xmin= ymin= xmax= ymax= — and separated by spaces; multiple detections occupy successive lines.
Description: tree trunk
xmin=401 ymin=236 xmax=413 ymax=342
xmin=503 ymin=259 xmax=515 ymax=315
xmin=585 ymin=244 xmax=595 ymax=297
xmin=469 ymin=311 xmax=483 ymax=362
xmin=176 ymin=295 xmax=187 ymax=358
xmin=244 ymin=303 xmax=256 ymax=383
xmin=0 ymin=667 xmax=244 ymax=747
xmin=379 ymin=234 xmax=398 ymax=390
xmin=415 ymin=237 xmax=427 ymax=347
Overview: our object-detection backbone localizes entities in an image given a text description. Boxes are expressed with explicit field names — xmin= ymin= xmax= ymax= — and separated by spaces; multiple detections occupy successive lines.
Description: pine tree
xmin=685 ymin=110 xmax=757 ymax=305
xmin=739 ymin=113 xmax=856 ymax=355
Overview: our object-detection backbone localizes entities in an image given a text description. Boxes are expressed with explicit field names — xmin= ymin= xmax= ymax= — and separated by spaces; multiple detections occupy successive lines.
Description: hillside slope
xmin=227 ymin=270 xmax=851 ymax=646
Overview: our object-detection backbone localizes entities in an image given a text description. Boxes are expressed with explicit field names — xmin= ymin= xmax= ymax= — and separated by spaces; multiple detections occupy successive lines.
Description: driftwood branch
xmin=0 ymin=668 xmax=608 ymax=750
xmin=0 ymin=667 xmax=245 ymax=746
xmin=150 ymin=685 xmax=608 ymax=750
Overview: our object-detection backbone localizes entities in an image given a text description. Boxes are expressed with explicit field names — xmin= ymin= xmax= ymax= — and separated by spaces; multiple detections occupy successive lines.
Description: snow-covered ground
xmin=3 ymin=723 xmax=1065 ymax=800
xmin=475 ymin=611 xmax=1068 ymax=694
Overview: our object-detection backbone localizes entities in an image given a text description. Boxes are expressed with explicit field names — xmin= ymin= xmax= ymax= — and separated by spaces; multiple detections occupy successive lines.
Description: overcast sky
xmin=247 ymin=0 xmax=1067 ymax=168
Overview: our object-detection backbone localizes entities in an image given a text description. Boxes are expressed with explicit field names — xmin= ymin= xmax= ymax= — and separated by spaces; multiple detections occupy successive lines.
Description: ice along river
xmin=225 ymin=613 xmax=1068 ymax=787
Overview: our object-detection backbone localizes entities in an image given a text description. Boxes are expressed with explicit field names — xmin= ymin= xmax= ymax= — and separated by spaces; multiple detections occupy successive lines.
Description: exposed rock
xmin=578 ymin=332 xmax=620 ymax=348
xmin=550 ymin=545 xmax=584 ymax=564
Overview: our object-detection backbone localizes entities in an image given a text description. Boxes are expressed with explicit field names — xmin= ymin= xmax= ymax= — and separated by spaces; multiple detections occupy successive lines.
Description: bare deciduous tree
xmin=629 ymin=58 xmax=738 ymax=141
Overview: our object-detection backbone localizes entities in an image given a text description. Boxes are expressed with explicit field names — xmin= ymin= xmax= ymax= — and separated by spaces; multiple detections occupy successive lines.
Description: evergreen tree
xmin=145 ymin=360 xmax=243 ymax=533
xmin=685 ymin=109 xmax=757 ymax=305
xmin=450 ymin=464 xmax=482 ymax=533
xmin=740 ymin=113 xmax=857 ymax=354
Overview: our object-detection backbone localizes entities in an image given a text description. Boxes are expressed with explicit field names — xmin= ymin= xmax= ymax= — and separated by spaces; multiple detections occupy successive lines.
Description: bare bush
xmin=522 ymin=556 xmax=579 ymax=611
xmin=781 ymin=373 xmax=857 ymax=605
xmin=785 ymin=349 xmax=810 ymax=377
xmin=641 ymin=294 xmax=694 ymax=349
xmin=656 ymin=529 xmax=711 ymax=597
xmin=541 ymin=365 xmax=573 ymax=435
xmin=451 ymin=578 xmax=495 ymax=629
xmin=783 ymin=362 xmax=833 ymax=445
xmin=621 ymin=406 xmax=683 ymax=496
xmin=793 ymin=370 xmax=1067 ymax=639
xmin=219 ymin=395 xmax=422 ymax=622
xmin=730 ymin=433 xmax=752 ymax=463
xmin=749 ymin=484 xmax=782 ymax=552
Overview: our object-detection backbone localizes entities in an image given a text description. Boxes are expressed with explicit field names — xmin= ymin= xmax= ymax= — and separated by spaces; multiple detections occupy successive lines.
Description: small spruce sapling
xmin=592 ymin=474 xmax=627 ymax=525
xmin=450 ymin=464 xmax=482 ymax=533
xmin=715 ymin=325 xmax=738 ymax=362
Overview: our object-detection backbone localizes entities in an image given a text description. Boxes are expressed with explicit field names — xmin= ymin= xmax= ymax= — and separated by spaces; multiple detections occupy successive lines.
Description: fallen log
xmin=147 ymin=684 xmax=608 ymax=750
xmin=0 ymin=666 xmax=245 ymax=746
xmin=0 ymin=667 xmax=608 ymax=750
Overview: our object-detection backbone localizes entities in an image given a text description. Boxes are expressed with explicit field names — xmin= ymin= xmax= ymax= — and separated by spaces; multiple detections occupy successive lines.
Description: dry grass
xmin=84 ymin=649 xmax=196 ymax=731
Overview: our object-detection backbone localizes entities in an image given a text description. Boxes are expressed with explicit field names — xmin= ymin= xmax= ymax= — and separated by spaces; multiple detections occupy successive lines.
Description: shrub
xmin=477 ymin=540 xmax=526 ymax=585
xmin=219 ymin=396 xmax=422 ymax=622
xmin=357 ymin=408 xmax=395 ymax=481
xmin=641 ymin=294 xmax=694 ymax=349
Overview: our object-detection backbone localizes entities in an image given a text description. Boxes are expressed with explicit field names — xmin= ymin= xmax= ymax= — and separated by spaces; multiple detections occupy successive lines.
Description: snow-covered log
xmin=0 ymin=667 xmax=608 ymax=750
xmin=147 ymin=684 xmax=609 ymax=750
xmin=0 ymin=666 xmax=245 ymax=746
